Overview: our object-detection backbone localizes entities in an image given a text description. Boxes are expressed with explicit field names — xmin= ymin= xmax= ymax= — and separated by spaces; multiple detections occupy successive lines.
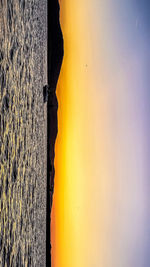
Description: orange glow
xmin=51 ymin=1 xmax=89 ymax=266
xmin=51 ymin=1 xmax=114 ymax=266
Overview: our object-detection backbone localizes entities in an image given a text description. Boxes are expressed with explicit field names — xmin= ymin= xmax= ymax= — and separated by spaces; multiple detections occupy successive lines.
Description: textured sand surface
xmin=0 ymin=0 xmax=47 ymax=266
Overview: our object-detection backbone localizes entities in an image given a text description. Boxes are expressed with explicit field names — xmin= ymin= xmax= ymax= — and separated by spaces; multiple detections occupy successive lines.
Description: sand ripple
xmin=0 ymin=0 xmax=47 ymax=266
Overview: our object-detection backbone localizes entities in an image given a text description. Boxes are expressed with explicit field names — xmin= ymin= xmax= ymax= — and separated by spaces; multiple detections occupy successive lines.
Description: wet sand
xmin=0 ymin=0 xmax=47 ymax=266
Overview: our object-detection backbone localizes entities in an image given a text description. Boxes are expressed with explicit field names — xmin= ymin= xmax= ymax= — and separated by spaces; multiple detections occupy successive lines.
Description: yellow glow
xmin=51 ymin=1 xmax=89 ymax=266
xmin=51 ymin=1 xmax=114 ymax=266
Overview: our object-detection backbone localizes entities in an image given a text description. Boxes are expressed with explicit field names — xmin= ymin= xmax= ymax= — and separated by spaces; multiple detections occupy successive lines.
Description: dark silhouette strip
xmin=46 ymin=0 xmax=64 ymax=266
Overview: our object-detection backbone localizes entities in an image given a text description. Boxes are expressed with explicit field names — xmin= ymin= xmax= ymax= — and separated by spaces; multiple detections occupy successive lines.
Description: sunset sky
xmin=51 ymin=0 xmax=150 ymax=266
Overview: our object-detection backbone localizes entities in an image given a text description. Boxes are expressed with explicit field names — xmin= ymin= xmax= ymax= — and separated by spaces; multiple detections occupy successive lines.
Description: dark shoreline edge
xmin=46 ymin=0 xmax=64 ymax=266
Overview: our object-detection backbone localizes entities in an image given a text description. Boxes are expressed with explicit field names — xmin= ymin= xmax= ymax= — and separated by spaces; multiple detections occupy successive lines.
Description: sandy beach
xmin=0 ymin=0 xmax=47 ymax=266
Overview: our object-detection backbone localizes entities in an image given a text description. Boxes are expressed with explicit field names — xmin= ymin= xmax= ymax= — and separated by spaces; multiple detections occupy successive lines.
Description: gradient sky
xmin=51 ymin=1 xmax=150 ymax=266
